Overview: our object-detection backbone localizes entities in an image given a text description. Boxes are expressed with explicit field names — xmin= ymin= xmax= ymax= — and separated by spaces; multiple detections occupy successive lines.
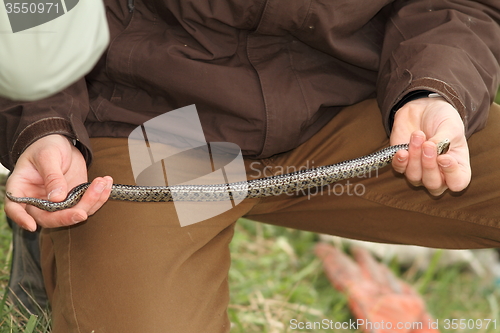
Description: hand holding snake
xmin=4 ymin=135 xmax=113 ymax=231
xmin=390 ymin=96 xmax=470 ymax=196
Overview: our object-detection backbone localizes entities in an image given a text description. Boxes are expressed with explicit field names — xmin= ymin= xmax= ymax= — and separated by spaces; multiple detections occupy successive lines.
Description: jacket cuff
xmin=382 ymin=77 xmax=468 ymax=136
xmin=10 ymin=117 xmax=92 ymax=168
xmin=387 ymin=90 xmax=445 ymax=132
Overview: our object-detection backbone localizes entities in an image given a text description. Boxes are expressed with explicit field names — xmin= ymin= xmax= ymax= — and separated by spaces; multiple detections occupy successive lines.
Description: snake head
xmin=437 ymin=139 xmax=450 ymax=155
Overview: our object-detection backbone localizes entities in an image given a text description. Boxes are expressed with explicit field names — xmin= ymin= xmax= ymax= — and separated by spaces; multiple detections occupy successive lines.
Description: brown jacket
xmin=1 ymin=0 xmax=499 ymax=170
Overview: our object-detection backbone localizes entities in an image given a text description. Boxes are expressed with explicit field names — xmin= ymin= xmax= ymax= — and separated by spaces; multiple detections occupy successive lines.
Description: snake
xmin=5 ymin=139 xmax=450 ymax=212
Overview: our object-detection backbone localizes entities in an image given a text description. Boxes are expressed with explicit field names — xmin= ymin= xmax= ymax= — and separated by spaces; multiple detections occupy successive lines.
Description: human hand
xmin=390 ymin=97 xmax=470 ymax=196
xmin=5 ymin=134 xmax=113 ymax=231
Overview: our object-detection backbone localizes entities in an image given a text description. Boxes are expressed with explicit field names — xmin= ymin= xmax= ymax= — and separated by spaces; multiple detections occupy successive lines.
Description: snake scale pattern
xmin=6 ymin=140 xmax=450 ymax=212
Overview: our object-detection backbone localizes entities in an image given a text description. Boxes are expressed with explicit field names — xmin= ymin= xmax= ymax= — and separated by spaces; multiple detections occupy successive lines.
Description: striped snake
xmin=6 ymin=140 xmax=450 ymax=212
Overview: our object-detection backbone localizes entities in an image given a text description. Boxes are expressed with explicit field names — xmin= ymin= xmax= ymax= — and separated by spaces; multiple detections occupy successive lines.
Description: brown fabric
xmin=0 ymin=79 xmax=93 ymax=168
xmin=1 ymin=0 xmax=500 ymax=169
xmin=41 ymin=100 xmax=500 ymax=332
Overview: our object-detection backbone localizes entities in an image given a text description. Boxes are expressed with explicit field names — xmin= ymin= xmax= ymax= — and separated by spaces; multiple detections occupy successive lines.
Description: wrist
xmin=389 ymin=91 xmax=446 ymax=132
xmin=11 ymin=118 xmax=76 ymax=167
xmin=20 ymin=134 xmax=73 ymax=158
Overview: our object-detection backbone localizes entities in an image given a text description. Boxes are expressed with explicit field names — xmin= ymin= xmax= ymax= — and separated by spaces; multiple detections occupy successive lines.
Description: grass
xmin=0 ymin=211 xmax=498 ymax=332
xmin=0 ymin=90 xmax=500 ymax=331
xmin=228 ymin=220 xmax=500 ymax=333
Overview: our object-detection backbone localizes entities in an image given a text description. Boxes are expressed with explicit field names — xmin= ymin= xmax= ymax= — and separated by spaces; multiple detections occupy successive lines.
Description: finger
xmin=25 ymin=205 xmax=87 ymax=228
xmin=404 ymin=131 xmax=425 ymax=186
xmin=86 ymin=176 xmax=113 ymax=216
xmin=35 ymin=148 xmax=68 ymax=202
xmin=4 ymin=200 xmax=38 ymax=232
xmin=72 ymin=177 xmax=112 ymax=216
xmin=24 ymin=177 xmax=112 ymax=228
xmin=392 ymin=149 xmax=409 ymax=174
xmin=437 ymin=155 xmax=471 ymax=192
xmin=421 ymin=141 xmax=447 ymax=196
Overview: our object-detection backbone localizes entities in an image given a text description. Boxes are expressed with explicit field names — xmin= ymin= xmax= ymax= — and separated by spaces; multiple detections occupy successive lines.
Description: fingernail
xmin=72 ymin=214 xmax=85 ymax=224
xmin=423 ymin=145 xmax=435 ymax=158
xmin=23 ymin=224 xmax=37 ymax=232
xmin=95 ymin=181 xmax=106 ymax=193
xmin=412 ymin=134 xmax=424 ymax=145
xmin=438 ymin=159 xmax=451 ymax=168
xmin=397 ymin=155 xmax=406 ymax=162
xmin=48 ymin=187 xmax=63 ymax=201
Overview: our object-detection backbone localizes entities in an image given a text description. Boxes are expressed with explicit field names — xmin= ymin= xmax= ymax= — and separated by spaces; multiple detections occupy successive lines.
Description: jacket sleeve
xmin=377 ymin=0 xmax=500 ymax=137
xmin=0 ymin=79 xmax=92 ymax=171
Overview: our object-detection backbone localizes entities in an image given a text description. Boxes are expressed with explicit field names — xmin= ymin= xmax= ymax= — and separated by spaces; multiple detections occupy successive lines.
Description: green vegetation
xmin=228 ymin=220 xmax=500 ymax=333
xmin=0 ymin=212 xmax=499 ymax=332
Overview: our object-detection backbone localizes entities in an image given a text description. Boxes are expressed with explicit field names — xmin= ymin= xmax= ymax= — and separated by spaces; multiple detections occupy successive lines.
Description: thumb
xmin=35 ymin=150 xmax=69 ymax=202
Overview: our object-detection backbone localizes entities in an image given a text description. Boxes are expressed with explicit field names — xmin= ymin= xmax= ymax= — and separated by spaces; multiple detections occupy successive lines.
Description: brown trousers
xmin=41 ymin=100 xmax=500 ymax=332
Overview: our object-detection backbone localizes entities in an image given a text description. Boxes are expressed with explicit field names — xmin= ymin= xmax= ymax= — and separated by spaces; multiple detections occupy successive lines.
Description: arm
xmin=0 ymin=81 xmax=112 ymax=231
xmin=0 ymin=80 xmax=92 ymax=170
xmin=377 ymin=0 xmax=500 ymax=194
